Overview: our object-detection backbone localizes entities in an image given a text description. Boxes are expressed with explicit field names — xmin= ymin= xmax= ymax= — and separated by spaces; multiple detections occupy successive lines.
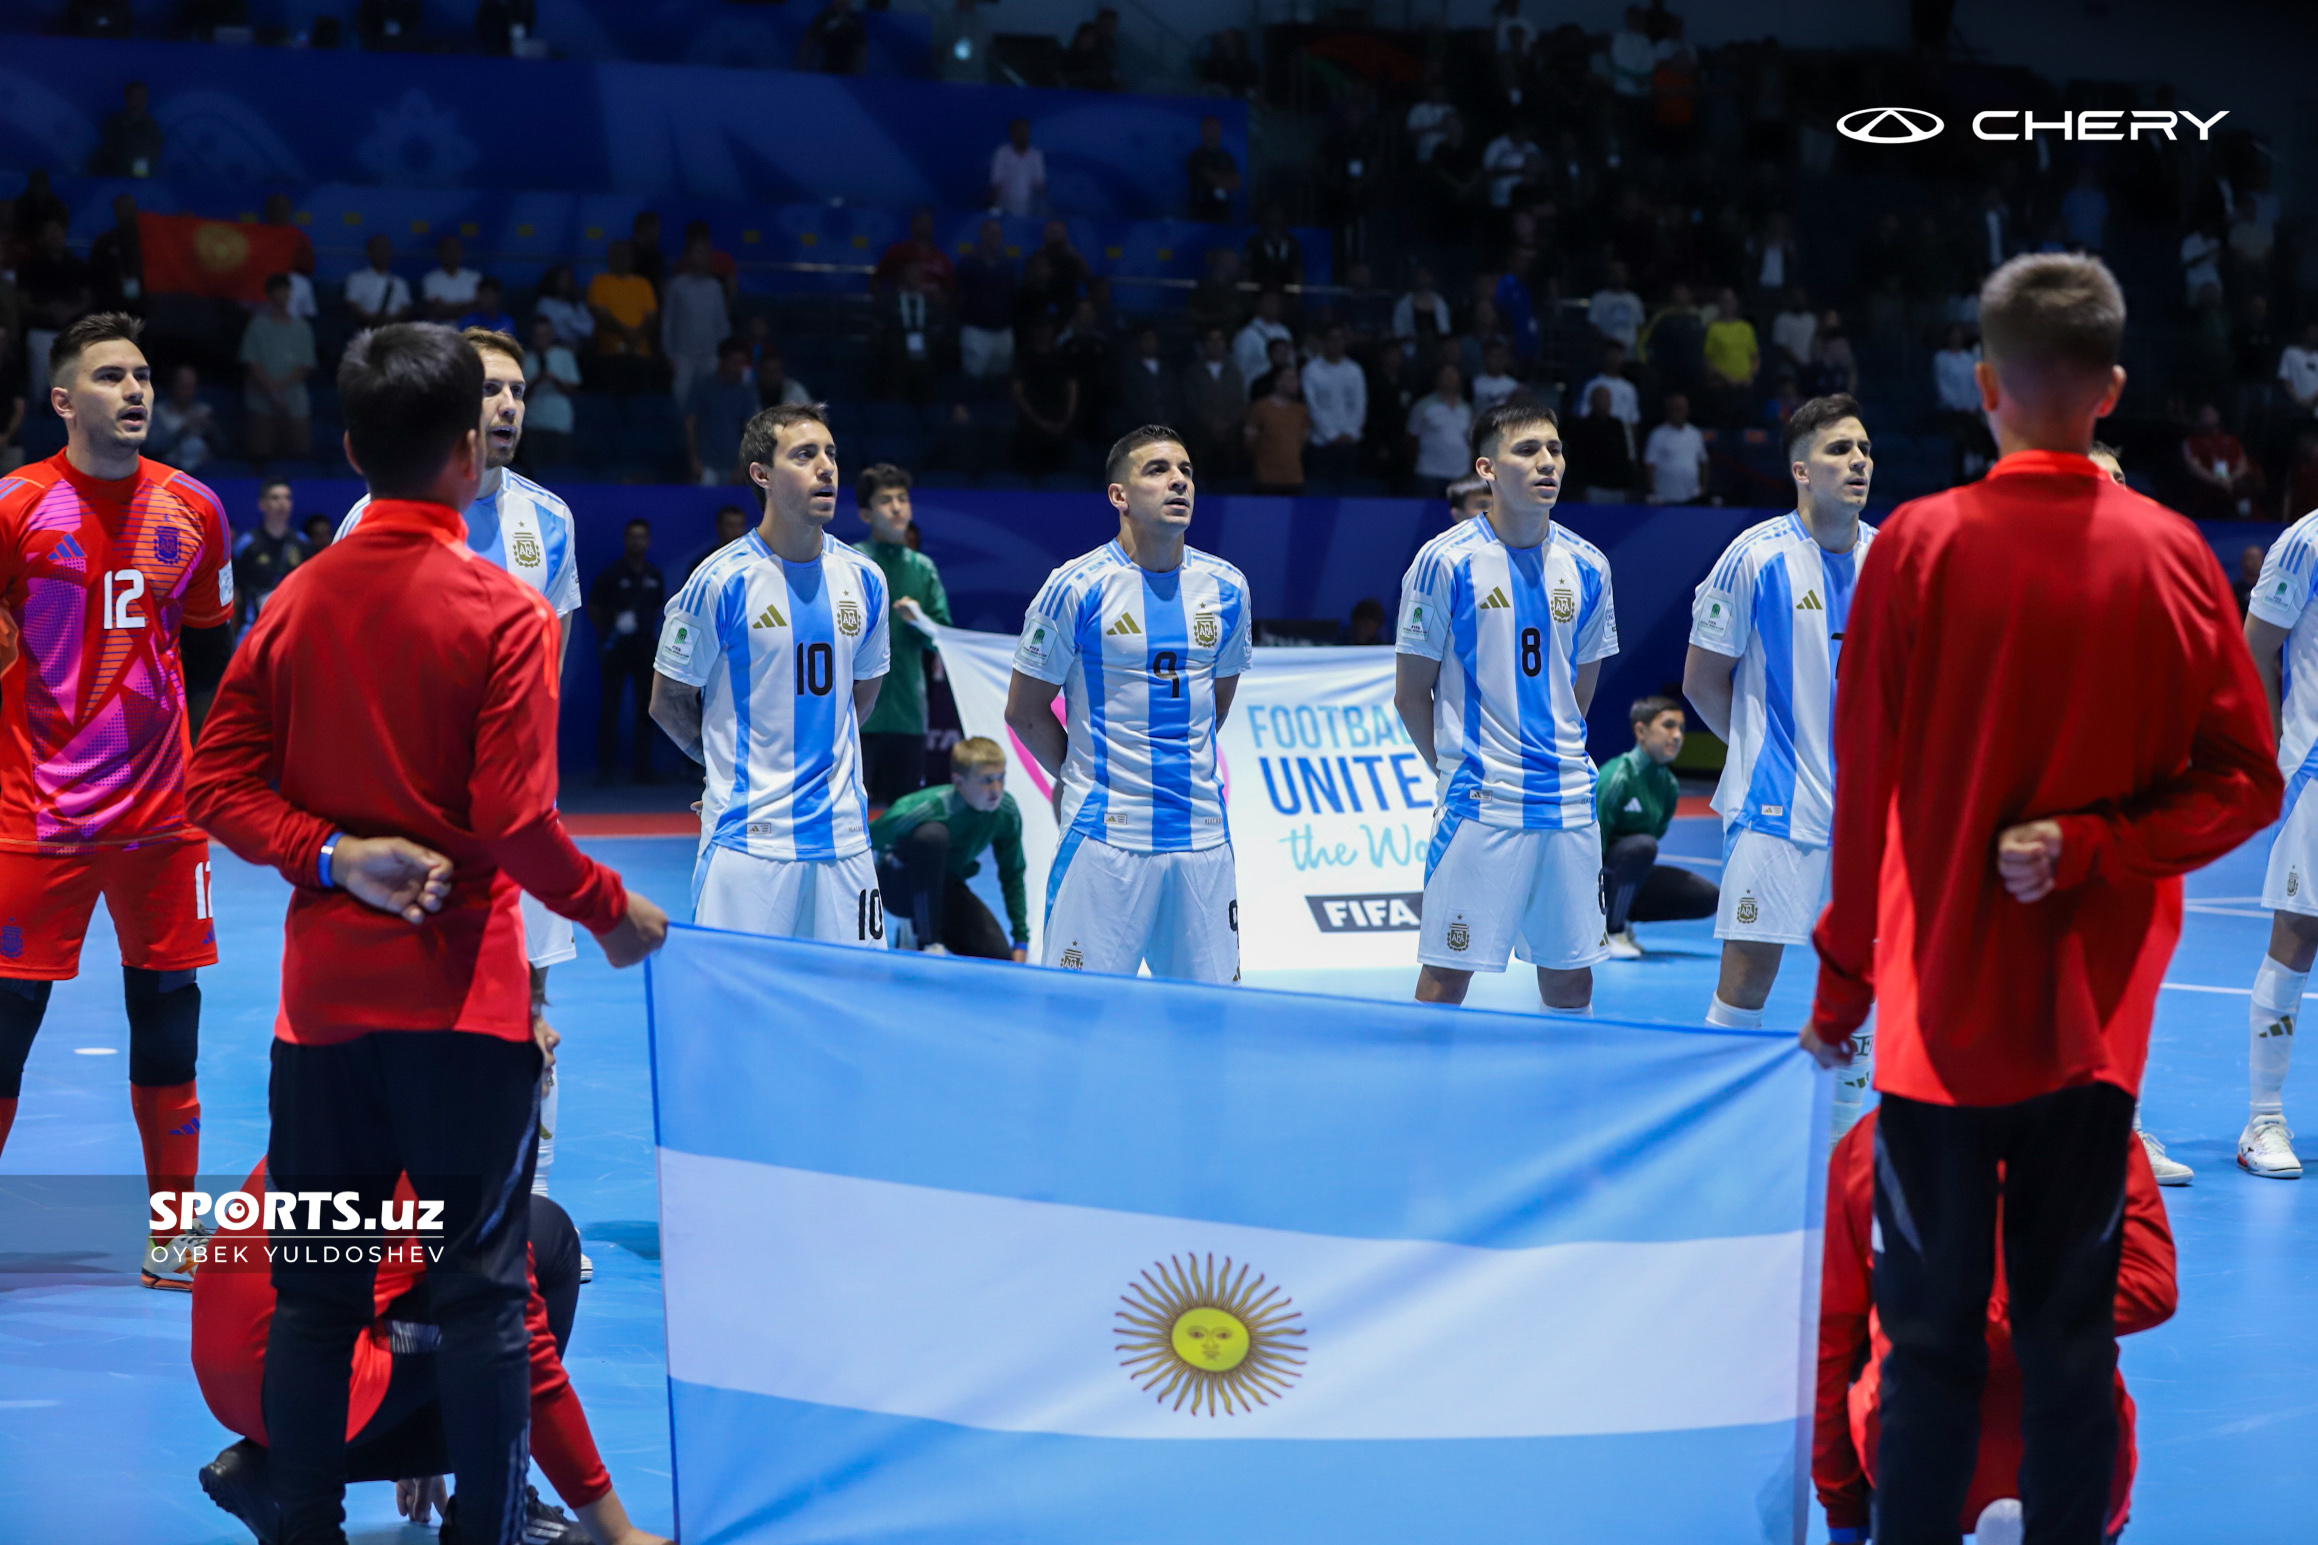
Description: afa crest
xmin=0 ymin=919 xmax=21 ymax=959
xmin=836 ymin=598 xmax=865 ymax=637
xmin=510 ymin=531 xmax=544 ymax=568
xmin=1192 ymin=610 xmax=1221 ymax=648
xmin=1060 ymin=944 xmax=1086 ymax=970
xmin=2292 ymin=870 xmax=2302 ymax=898
xmin=1445 ymin=919 xmax=1471 ymax=952
xmin=1550 ymin=587 xmax=1577 ymax=624
xmin=154 ymin=526 xmax=182 ymax=566
xmin=1735 ymin=894 xmax=1760 ymax=925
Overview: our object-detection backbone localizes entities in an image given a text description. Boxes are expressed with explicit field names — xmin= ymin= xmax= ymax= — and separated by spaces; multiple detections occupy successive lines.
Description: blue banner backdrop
xmin=0 ymin=36 xmax=1244 ymax=219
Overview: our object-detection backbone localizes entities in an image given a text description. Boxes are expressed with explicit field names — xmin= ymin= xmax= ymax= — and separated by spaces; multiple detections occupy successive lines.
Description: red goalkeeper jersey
xmin=0 ymin=452 xmax=234 ymax=851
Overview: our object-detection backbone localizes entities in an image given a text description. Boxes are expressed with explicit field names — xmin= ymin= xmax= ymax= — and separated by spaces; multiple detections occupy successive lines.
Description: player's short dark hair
xmin=338 ymin=323 xmax=484 ymax=499
xmin=259 ymin=477 xmax=291 ymax=498
xmin=625 ymin=517 xmax=650 ymax=533
xmin=2089 ymin=438 xmax=2122 ymax=463
xmin=858 ymin=462 xmax=913 ymax=507
xmin=1470 ymin=399 xmax=1559 ymax=464
xmin=462 ymin=325 xmax=525 ymax=369
xmin=1106 ymin=425 xmax=1188 ymax=486
xmin=1629 ymin=694 xmax=1683 ymax=728
xmin=737 ymin=402 xmax=832 ymax=478
xmin=49 ymin=311 xmax=144 ymax=386
xmin=1445 ymin=476 xmax=1490 ymax=512
xmin=1978 ymin=253 xmax=2125 ymax=382
xmin=1783 ymin=393 xmax=1866 ymax=463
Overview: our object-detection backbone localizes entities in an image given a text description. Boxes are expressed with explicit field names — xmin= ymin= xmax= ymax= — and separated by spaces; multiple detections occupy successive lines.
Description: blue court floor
xmin=1 ymin=818 xmax=2310 ymax=1542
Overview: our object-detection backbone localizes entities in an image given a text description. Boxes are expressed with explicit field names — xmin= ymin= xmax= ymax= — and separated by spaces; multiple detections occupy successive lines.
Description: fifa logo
xmin=1550 ymin=587 xmax=1576 ymax=623
xmin=1736 ymin=894 xmax=1760 ymax=925
xmin=1446 ymin=919 xmax=1471 ymax=952
xmin=836 ymin=599 xmax=864 ymax=637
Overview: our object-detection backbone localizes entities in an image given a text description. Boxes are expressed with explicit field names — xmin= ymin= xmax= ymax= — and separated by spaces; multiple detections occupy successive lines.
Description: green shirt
xmin=859 ymin=539 xmax=953 ymax=736
xmin=869 ymin=784 xmax=1030 ymax=943
xmin=1594 ymin=745 xmax=1680 ymax=854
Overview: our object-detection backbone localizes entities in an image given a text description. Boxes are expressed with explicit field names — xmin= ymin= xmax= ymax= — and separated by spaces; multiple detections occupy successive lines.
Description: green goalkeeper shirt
xmin=858 ymin=539 xmax=953 ymax=736
xmin=1594 ymin=745 xmax=1680 ymax=856
xmin=868 ymin=783 xmax=1031 ymax=943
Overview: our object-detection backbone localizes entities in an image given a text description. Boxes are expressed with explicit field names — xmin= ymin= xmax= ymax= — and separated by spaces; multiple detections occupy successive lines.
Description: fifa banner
xmin=650 ymin=924 xmax=1830 ymax=1543
xmin=935 ymin=626 xmax=1425 ymax=971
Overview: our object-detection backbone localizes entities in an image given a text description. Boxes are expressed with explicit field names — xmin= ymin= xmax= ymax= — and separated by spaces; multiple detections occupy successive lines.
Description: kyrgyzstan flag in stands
xmin=139 ymin=213 xmax=309 ymax=303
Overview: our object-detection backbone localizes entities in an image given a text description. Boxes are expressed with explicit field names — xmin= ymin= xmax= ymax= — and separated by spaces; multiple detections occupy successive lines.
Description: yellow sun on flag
xmin=1115 ymin=1254 xmax=1305 ymax=1416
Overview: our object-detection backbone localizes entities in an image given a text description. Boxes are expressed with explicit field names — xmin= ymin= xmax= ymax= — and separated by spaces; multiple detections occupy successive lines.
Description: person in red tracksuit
xmin=1803 ymin=253 xmax=2278 ymax=1544
xmin=1815 ymin=1112 xmax=2177 ymax=1544
xmin=187 ymin=324 xmax=668 ymax=1545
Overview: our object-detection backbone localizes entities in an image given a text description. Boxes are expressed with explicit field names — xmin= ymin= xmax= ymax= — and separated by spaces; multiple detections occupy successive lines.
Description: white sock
xmin=532 ymin=1066 xmax=557 ymax=1197
xmin=1706 ymin=995 xmax=1764 ymax=1030
xmin=2250 ymin=955 xmax=2304 ymax=1120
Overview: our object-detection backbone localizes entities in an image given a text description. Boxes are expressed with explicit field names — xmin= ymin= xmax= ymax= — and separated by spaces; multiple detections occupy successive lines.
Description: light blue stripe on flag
xmin=648 ymin=925 xmax=1829 ymax=1543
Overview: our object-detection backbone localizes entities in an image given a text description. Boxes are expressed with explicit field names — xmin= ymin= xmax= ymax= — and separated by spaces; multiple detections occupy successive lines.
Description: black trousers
xmin=878 ymin=824 xmax=1015 ymax=958
xmin=861 ymin=731 xmax=928 ymax=807
xmin=597 ymin=653 xmax=655 ymax=780
xmin=265 ymin=1031 xmax=543 ymax=1545
xmin=1873 ymin=1083 xmax=2136 ymax=1545
xmin=1600 ymin=833 xmax=1720 ymax=933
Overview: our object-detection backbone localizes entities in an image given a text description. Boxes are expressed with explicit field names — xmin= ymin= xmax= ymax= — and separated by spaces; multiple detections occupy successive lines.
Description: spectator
xmin=1320 ymin=89 xmax=1384 ymax=252
xmin=1405 ymin=72 xmax=1455 ymax=163
xmin=754 ymin=344 xmax=812 ymax=409
xmin=231 ymin=479 xmax=312 ymax=633
xmin=1445 ymin=476 xmax=1490 ymax=523
xmin=1579 ymin=340 xmax=1640 ymax=428
xmin=1768 ymin=286 xmax=1815 ymax=371
xmin=1363 ymin=337 xmax=1418 ymax=482
xmin=1302 ymin=323 xmax=1367 ymax=483
xmin=1587 ymin=260 xmax=1645 ymax=352
xmin=1609 ymin=5 xmax=1658 ymax=100
xmin=1247 ymin=336 xmax=1296 ymax=403
xmin=147 ymin=363 xmax=217 ymax=471
xmin=874 ymin=209 xmax=955 ymax=299
xmin=2233 ymin=543 xmax=2265 ymax=615
xmin=1639 ymin=282 xmax=1707 ymax=395
xmin=239 ymin=273 xmax=315 ymax=461
xmin=588 ymin=239 xmax=660 ymax=388
xmin=663 ymin=231 xmax=733 ymax=404
xmin=2059 ymin=164 xmax=2108 ymax=252
xmin=455 ymin=276 xmax=517 ymax=337
xmin=799 ymin=0 xmax=867 ymax=74
xmin=1566 ymin=384 xmax=1637 ymax=502
xmin=1336 ymin=259 xmax=1392 ymax=344
xmin=344 ymin=235 xmax=412 ymax=327
xmin=989 ymin=118 xmax=1046 ymax=217
xmin=20 ymin=221 xmax=92 ymax=379
xmin=88 ymin=193 xmax=145 ymax=313
xmin=630 ymin=209 xmax=667 ymax=299
xmin=875 ymin=264 xmax=951 ymax=407
xmin=681 ymin=218 xmax=738 ymax=300
xmin=1232 ymin=289 xmax=1292 ymax=390
xmin=1059 ymin=21 xmax=1116 ymax=92
xmin=2283 ymin=431 xmax=2318 ymax=522
xmin=1494 ymin=248 xmax=1543 ymax=363
xmin=91 ymin=80 xmax=164 ymax=178
xmin=418 ymin=235 xmax=480 ymax=322
xmin=2181 ymin=401 xmax=2262 ymax=518
xmin=954 ymin=219 xmax=1018 ymax=381
xmin=855 ymin=463 xmax=954 ymax=805
xmin=1642 ymin=392 xmax=1709 ymax=505
xmin=1057 ymin=297 xmax=1113 ymax=436
xmin=680 ymin=504 xmax=752 ymax=584
xmin=1405 ymin=363 xmax=1474 ymax=493
xmin=11 ymin=169 xmax=68 ymax=246
xmin=1029 ymin=219 xmax=1089 ymax=311
xmin=2233 ymin=293 xmax=2279 ymax=443
xmin=1344 ymin=597 xmax=1389 ymax=645
xmin=301 ymin=513 xmax=334 ymax=551
xmin=1194 ymin=26 xmax=1260 ymax=97
xmin=2227 ymin=194 xmax=2275 ymax=280
xmin=1753 ymin=213 xmax=1799 ymax=299
xmin=1481 ymin=124 xmax=1540 ymax=210
xmin=1702 ymin=287 xmax=1760 ymax=423
xmin=261 ymin=192 xmax=319 ymax=320
xmin=1472 ymin=339 xmax=1521 ymax=413
xmin=2180 ymin=223 xmax=2224 ymax=305
xmin=2277 ymin=320 xmax=2318 ymax=423
xmin=932 ymin=0 xmax=993 ymax=84
xmin=520 ymin=316 xmax=580 ymax=470
xmin=1185 ymin=114 xmax=1241 ymax=223
xmin=586 ymin=518 xmax=667 ymax=784
xmin=1185 ymin=247 xmax=1246 ymax=338
xmin=1112 ymin=324 xmax=1182 ymax=434
xmin=1393 ymin=265 xmax=1452 ymax=344
xmin=1244 ymin=204 xmax=1303 ymax=294
xmin=685 ymin=338 xmax=759 ymax=485
xmin=1010 ymin=319 xmax=1077 ymax=475
xmin=531 ymin=263 xmax=595 ymax=351
xmin=1800 ymin=312 xmax=1859 ymax=398
xmin=1181 ymin=325 xmax=1247 ymax=481
xmin=1241 ymin=362 xmax=1309 ymax=494
xmin=1421 ymin=114 xmax=1483 ymax=239
xmin=1933 ymin=323 xmax=1987 ymax=477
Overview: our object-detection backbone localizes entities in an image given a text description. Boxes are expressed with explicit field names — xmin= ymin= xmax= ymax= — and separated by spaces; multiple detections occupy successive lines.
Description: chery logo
xmin=1837 ymin=107 xmax=1943 ymax=144
xmin=1839 ymin=106 xmax=2229 ymax=145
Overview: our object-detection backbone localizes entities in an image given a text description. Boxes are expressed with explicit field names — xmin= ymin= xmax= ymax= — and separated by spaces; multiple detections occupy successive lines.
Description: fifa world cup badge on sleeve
xmin=1020 ymin=623 xmax=1050 ymax=668
xmin=1697 ymin=597 xmax=1731 ymax=645
xmin=658 ymin=619 xmax=700 ymax=673
xmin=1400 ymin=603 xmax=1429 ymax=643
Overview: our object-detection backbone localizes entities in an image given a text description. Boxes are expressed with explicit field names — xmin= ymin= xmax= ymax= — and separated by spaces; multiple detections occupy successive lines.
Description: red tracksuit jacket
xmin=1810 ymin=451 xmax=2279 ymax=1105
xmin=1814 ymin=1112 xmax=2177 ymax=1536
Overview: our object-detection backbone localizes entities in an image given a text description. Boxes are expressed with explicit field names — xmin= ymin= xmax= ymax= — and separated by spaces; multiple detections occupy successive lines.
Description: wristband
xmin=318 ymin=831 xmax=344 ymax=890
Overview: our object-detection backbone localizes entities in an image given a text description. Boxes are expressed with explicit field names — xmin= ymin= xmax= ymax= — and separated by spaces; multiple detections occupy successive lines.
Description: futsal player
xmin=1806 ymin=254 xmax=2277 ymax=1545
xmin=1395 ymin=401 xmax=1618 ymax=1013
xmin=0 ymin=312 xmax=235 ymax=1290
xmin=1683 ymin=394 xmax=1875 ymax=1118
xmin=651 ymin=404 xmax=893 ymax=943
xmin=339 ymin=328 xmax=585 ymax=1199
xmin=2236 ymin=493 xmax=2318 ymax=1179
xmin=1003 ymin=426 xmax=1252 ymax=982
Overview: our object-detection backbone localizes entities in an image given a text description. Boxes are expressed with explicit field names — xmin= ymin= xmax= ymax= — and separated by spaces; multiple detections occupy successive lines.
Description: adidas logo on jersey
xmin=752 ymin=602 xmax=788 ymax=629
xmin=1478 ymin=587 xmax=1511 ymax=610
xmin=1622 ymin=797 xmax=1643 ymax=812
xmin=1106 ymin=613 xmax=1143 ymax=636
xmin=1796 ymin=590 xmax=1824 ymax=611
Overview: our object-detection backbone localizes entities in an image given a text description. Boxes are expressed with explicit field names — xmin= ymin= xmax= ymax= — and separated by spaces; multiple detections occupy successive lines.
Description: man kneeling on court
xmin=1815 ymin=1112 xmax=2177 ymax=1545
xmin=191 ymin=1160 xmax=666 ymax=1545
xmin=870 ymin=736 xmax=1031 ymax=959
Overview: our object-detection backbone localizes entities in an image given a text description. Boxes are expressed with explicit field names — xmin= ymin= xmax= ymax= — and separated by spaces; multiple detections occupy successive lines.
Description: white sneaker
xmin=1973 ymin=1497 xmax=2023 ymax=1545
xmin=924 ymin=942 xmax=951 ymax=956
xmin=143 ymin=1219 xmax=212 ymax=1292
xmin=1603 ymin=928 xmax=1643 ymax=960
xmin=2138 ymin=1129 xmax=2194 ymax=1186
xmin=579 ymin=1252 xmax=595 ymax=1284
xmin=2238 ymin=1116 xmax=2303 ymax=1179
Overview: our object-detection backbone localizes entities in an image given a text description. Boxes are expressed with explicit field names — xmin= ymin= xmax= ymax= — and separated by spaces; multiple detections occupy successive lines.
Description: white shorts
xmin=1419 ymin=814 xmax=1607 ymax=973
xmin=1715 ymin=828 xmax=1831 ymax=946
xmin=1043 ymin=836 xmax=1238 ymax=984
xmin=692 ymin=843 xmax=887 ymax=946
xmin=519 ymin=890 xmax=578 ymax=969
xmin=2262 ymin=779 xmax=2318 ymax=916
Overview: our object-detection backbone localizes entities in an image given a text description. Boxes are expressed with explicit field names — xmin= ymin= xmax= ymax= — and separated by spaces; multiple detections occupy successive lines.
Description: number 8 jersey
xmin=656 ymin=531 xmax=890 ymax=862
xmin=1013 ymin=540 xmax=1252 ymax=854
xmin=1396 ymin=516 xmax=1617 ymax=830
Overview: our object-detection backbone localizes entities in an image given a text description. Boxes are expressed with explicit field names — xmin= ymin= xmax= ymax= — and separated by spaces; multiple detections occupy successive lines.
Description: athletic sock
xmin=2250 ymin=955 xmax=2305 ymax=1119
xmin=533 ymin=1067 xmax=557 ymax=1198
xmin=1705 ymin=995 xmax=1764 ymax=1030
xmin=129 ymin=1081 xmax=201 ymax=1221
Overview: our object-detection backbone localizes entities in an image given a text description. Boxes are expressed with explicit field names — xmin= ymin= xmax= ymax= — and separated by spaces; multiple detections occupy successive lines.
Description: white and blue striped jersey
xmin=1689 ymin=513 xmax=1876 ymax=849
xmin=656 ymin=532 xmax=890 ymax=863
xmin=1396 ymin=516 xmax=1618 ymax=830
xmin=341 ymin=469 xmax=581 ymax=617
xmin=1013 ymin=540 xmax=1252 ymax=854
xmin=2250 ymin=511 xmax=2318 ymax=806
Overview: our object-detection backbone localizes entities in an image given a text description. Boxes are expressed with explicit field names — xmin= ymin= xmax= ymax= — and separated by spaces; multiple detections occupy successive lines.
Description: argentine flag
xmin=649 ymin=926 xmax=1828 ymax=1543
